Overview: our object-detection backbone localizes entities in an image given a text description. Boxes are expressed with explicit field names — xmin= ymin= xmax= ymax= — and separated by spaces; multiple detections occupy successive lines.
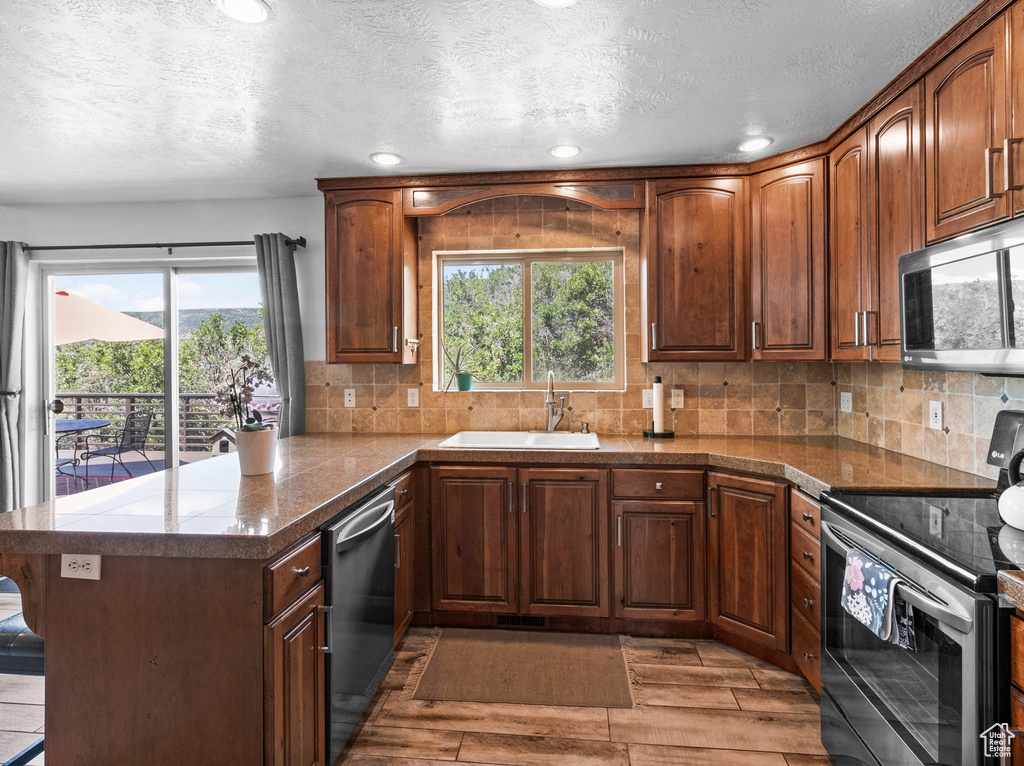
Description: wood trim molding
xmin=0 ymin=553 xmax=46 ymax=637
xmin=316 ymin=0 xmax=1012 ymax=194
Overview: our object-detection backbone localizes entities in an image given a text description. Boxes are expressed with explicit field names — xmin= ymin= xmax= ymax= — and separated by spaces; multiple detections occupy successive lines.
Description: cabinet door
xmin=707 ymin=473 xmax=788 ymax=651
xmin=830 ymin=128 xmax=871 ymax=361
xmin=612 ymin=500 xmax=705 ymax=621
xmin=750 ymin=159 xmax=826 ymax=360
xmin=925 ymin=14 xmax=1010 ymax=243
xmin=644 ymin=178 xmax=748 ymax=361
xmin=867 ymin=84 xmax=924 ymax=362
xmin=265 ymin=582 xmax=326 ymax=766
xmin=1012 ymin=684 xmax=1024 ymax=766
xmin=394 ymin=507 xmax=415 ymax=646
xmin=520 ymin=468 xmax=610 ymax=617
xmin=325 ymin=189 xmax=418 ymax=364
xmin=431 ymin=466 xmax=518 ymax=613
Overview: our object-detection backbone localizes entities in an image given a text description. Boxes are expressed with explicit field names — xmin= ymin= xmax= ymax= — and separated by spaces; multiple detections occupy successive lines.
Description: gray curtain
xmin=0 ymin=242 xmax=28 ymax=513
xmin=254 ymin=233 xmax=305 ymax=437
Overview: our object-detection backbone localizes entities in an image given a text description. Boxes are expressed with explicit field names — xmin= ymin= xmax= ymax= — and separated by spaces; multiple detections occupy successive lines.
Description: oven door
xmin=819 ymin=510 xmax=998 ymax=766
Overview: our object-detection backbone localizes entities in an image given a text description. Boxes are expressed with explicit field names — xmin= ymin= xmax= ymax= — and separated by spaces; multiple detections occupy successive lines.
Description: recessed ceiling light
xmin=533 ymin=0 xmax=578 ymax=7
xmin=549 ymin=145 xmax=581 ymax=158
xmin=216 ymin=0 xmax=271 ymax=23
xmin=737 ymin=136 xmax=774 ymax=153
xmin=370 ymin=152 xmax=403 ymax=166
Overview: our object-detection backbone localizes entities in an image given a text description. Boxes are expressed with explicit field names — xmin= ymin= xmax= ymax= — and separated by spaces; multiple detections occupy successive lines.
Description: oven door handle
xmin=820 ymin=519 xmax=974 ymax=635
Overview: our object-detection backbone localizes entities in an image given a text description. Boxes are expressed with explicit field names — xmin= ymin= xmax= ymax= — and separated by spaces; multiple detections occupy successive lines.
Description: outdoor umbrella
xmin=53 ymin=290 xmax=164 ymax=345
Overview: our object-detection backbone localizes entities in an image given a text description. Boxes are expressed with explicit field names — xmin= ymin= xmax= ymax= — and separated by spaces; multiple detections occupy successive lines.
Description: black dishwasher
xmin=321 ymin=485 xmax=396 ymax=763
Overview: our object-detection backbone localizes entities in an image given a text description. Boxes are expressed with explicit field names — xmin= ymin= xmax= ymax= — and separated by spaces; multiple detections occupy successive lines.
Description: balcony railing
xmin=56 ymin=392 xmax=281 ymax=453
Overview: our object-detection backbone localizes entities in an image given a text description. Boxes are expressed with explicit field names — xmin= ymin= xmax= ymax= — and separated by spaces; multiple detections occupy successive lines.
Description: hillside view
xmin=124 ymin=307 xmax=263 ymax=333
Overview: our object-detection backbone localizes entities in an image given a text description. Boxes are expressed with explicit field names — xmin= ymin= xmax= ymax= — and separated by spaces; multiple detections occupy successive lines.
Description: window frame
xmin=433 ymin=247 xmax=625 ymax=391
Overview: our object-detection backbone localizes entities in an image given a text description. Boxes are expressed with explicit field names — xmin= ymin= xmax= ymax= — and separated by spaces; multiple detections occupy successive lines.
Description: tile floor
xmin=340 ymin=628 xmax=835 ymax=766
xmin=0 ymin=590 xmax=44 ymax=766
xmin=0 ymin=618 xmax=833 ymax=766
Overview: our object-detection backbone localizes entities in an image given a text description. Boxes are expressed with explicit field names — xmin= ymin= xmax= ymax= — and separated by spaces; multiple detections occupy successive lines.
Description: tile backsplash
xmin=304 ymin=195 xmax=837 ymax=440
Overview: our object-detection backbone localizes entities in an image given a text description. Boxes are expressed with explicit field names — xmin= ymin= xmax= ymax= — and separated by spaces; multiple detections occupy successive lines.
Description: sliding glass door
xmin=42 ymin=264 xmax=262 ymax=498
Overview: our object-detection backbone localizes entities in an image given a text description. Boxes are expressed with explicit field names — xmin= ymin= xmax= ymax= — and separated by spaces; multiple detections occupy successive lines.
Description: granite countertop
xmin=0 ymin=433 xmax=995 ymax=560
xmin=999 ymin=570 xmax=1024 ymax=607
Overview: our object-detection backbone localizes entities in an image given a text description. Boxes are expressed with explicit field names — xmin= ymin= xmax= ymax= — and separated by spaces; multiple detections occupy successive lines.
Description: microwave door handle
xmin=819 ymin=520 xmax=974 ymax=635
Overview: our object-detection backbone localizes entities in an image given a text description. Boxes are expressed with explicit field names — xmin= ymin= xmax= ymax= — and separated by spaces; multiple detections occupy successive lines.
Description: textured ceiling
xmin=0 ymin=0 xmax=978 ymax=204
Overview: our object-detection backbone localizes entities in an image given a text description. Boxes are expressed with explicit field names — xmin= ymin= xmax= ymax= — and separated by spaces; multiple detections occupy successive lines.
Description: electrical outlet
xmin=344 ymin=389 xmax=356 ymax=408
xmin=407 ymin=387 xmax=419 ymax=407
xmin=642 ymin=390 xmax=654 ymax=409
xmin=929 ymin=505 xmax=944 ymax=537
xmin=840 ymin=392 xmax=852 ymax=413
xmin=671 ymin=390 xmax=685 ymax=409
xmin=61 ymin=554 xmax=101 ymax=580
xmin=929 ymin=400 xmax=943 ymax=430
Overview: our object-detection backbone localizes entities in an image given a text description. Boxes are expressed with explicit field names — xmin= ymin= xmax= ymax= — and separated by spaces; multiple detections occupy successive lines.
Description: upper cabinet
xmin=830 ymin=128 xmax=871 ymax=361
xmin=750 ymin=160 xmax=826 ymax=361
xmin=924 ymin=13 xmax=1012 ymax=243
xmin=324 ymin=189 xmax=418 ymax=364
xmin=867 ymin=85 xmax=925 ymax=362
xmin=643 ymin=178 xmax=749 ymax=362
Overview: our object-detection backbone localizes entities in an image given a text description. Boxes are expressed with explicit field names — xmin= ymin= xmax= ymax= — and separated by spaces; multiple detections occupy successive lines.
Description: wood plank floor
xmin=340 ymin=628 xmax=834 ymax=766
xmin=0 ymin=589 xmax=44 ymax=765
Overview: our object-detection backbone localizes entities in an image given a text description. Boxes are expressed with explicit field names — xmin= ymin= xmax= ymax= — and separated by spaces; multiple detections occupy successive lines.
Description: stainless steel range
xmin=817 ymin=412 xmax=1024 ymax=766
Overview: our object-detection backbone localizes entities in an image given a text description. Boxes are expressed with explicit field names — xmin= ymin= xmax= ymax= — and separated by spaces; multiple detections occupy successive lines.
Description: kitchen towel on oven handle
xmin=840 ymin=548 xmax=917 ymax=650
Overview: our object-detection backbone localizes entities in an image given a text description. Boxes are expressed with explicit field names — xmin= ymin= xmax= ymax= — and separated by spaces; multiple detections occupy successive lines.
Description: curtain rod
xmin=24 ymin=236 xmax=307 ymax=253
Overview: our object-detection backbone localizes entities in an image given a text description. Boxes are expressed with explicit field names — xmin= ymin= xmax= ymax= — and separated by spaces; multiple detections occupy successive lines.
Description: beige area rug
xmin=409 ymin=628 xmax=635 ymax=708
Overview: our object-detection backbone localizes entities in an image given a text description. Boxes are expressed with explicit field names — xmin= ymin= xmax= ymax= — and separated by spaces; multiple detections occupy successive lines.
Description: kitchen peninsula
xmin=0 ymin=433 xmax=991 ymax=765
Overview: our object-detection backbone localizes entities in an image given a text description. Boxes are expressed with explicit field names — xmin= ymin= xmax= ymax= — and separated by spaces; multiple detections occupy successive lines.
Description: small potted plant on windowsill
xmin=443 ymin=341 xmax=476 ymax=392
xmin=216 ymin=355 xmax=277 ymax=476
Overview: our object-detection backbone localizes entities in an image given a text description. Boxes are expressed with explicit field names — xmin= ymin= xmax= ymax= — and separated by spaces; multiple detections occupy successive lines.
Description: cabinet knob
xmin=803 ymin=652 xmax=815 ymax=661
xmin=295 ymin=566 xmax=310 ymax=579
xmin=802 ymin=512 xmax=813 ymax=522
xmin=803 ymin=551 xmax=814 ymax=561
xmin=399 ymin=488 xmax=409 ymax=496
xmin=804 ymin=598 xmax=814 ymax=607
xmin=655 ymin=482 xmax=663 ymax=491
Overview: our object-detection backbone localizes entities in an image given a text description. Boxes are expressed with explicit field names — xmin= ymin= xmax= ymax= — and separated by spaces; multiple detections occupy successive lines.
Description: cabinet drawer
xmin=790 ymin=489 xmax=820 ymax=539
xmin=791 ymin=606 xmax=821 ymax=692
xmin=264 ymin=533 xmax=321 ymax=622
xmin=612 ymin=469 xmax=703 ymax=500
xmin=392 ymin=471 xmax=413 ymax=511
xmin=1012 ymin=615 xmax=1024 ymax=692
xmin=790 ymin=560 xmax=820 ymax=629
xmin=790 ymin=522 xmax=821 ymax=582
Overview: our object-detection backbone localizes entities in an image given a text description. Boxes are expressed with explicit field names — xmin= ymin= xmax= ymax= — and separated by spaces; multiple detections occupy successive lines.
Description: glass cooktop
xmin=823 ymin=491 xmax=1020 ymax=593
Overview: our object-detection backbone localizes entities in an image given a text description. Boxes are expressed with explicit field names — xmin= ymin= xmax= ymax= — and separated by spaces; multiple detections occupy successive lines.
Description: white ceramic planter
xmin=235 ymin=426 xmax=278 ymax=476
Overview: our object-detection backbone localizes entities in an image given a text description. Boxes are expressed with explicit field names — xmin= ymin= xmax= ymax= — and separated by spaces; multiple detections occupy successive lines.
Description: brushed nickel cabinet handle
xmin=802 ymin=512 xmax=814 ymax=522
xmin=522 ymin=482 xmax=527 ymax=514
xmin=655 ymin=482 xmax=663 ymax=491
xmin=1007 ymin=138 xmax=1024 ymax=191
xmin=803 ymin=551 xmax=814 ymax=561
xmin=393 ymin=326 xmax=399 ymax=353
xmin=394 ymin=533 xmax=401 ymax=569
xmin=752 ymin=321 xmax=759 ymax=351
xmin=508 ymin=480 xmax=514 ymax=513
xmin=854 ymin=312 xmax=860 ymax=347
xmin=617 ymin=516 xmax=622 ymax=547
xmin=804 ymin=598 xmax=814 ymax=607
xmin=319 ymin=605 xmax=333 ymax=653
xmin=650 ymin=322 xmax=657 ymax=351
xmin=862 ymin=311 xmax=870 ymax=348
xmin=295 ymin=566 xmax=310 ymax=579
xmin=985 ymin=147 xmax=1004 ymax=199
xmin=803 ymin=652 xmax=815 ymax=661
xmin=708 ymin=487 xmax=715 ymax=517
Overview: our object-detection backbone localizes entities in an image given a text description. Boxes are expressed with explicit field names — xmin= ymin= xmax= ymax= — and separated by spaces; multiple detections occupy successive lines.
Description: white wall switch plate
xmin=344 ymin=389 xmax=356 ymax=408
xmin=840 ymin=392 xmax=852 ymax=413
xmin=642 ymin=390 xmax=654 ymax=409
xmin=61 ymin=554 xmax=101 ymax=580
xmin=407 ymin=388 xmax=419 ymax=407
xmin=671 ymin=390 xmax=685 ymax=409
xmin=929 ymin=505 xmax=944 ymax=537
xmin=929 ymin=400 xmax=943 ymax=430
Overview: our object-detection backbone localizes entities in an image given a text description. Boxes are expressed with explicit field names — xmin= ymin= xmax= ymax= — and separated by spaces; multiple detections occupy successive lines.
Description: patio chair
xmin=81 ymin=409 xmax=156 ymax=481
xmin=0 ymin=578 xmax=44 ymax=766
xmin=54 ymin=434 xmax=84 ymax=485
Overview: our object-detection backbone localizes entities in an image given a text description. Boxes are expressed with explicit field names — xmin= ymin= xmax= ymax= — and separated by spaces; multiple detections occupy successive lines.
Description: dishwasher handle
xmin=334 ymin=497 xmax=395 ymax=553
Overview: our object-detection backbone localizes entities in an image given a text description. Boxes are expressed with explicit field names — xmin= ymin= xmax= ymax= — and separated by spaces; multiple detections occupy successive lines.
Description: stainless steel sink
xmin=437 ymin=431 xmax=600 ymax=450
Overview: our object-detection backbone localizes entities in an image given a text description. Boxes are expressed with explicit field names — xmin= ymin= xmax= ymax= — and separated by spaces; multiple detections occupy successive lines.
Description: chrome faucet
xmin=545 ymin=371 xmax=566 ymax=431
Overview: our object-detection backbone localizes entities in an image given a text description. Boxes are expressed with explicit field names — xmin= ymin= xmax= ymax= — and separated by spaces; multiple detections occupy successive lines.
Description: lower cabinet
xmin=431 ymin=465 xmax=610 ymax=617
xmin=394 ymin=502 xmax=415 ymax=646
xmin=707 ymin=472 xmax=789 ymax=651
xmin=265 ymin=581 xmax=326 ymax=766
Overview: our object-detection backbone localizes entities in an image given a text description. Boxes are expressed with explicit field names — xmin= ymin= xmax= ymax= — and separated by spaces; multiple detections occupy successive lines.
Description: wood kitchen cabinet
xmin=265 ymin=582 xmax=326 ymax=766
xmin=830 ymin=127 xmax=871 ymax=361
xmin=392 ymin=471 xmax=415 ymax=646
xmin=430 ymin=466 xmax=518 ymax=613
xmin=750 ymin=159 xmax=826 ymax=360
xmin=707 ymin=472 xmax=789 ymax=651
xmin=643 ymin=177 xmax=748 ymax=361
xmin=324 ymin=188 xmax=418 ymax=364
xmin=520 ymin=468 xmax=609 ymax=617
xmin=924 ymin=12 xmax=1012 ymax=243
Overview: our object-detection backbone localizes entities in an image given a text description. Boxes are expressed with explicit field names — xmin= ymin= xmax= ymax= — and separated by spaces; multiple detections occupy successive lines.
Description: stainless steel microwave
xmin=900 ymin=217 xmax=1024 ymax=375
